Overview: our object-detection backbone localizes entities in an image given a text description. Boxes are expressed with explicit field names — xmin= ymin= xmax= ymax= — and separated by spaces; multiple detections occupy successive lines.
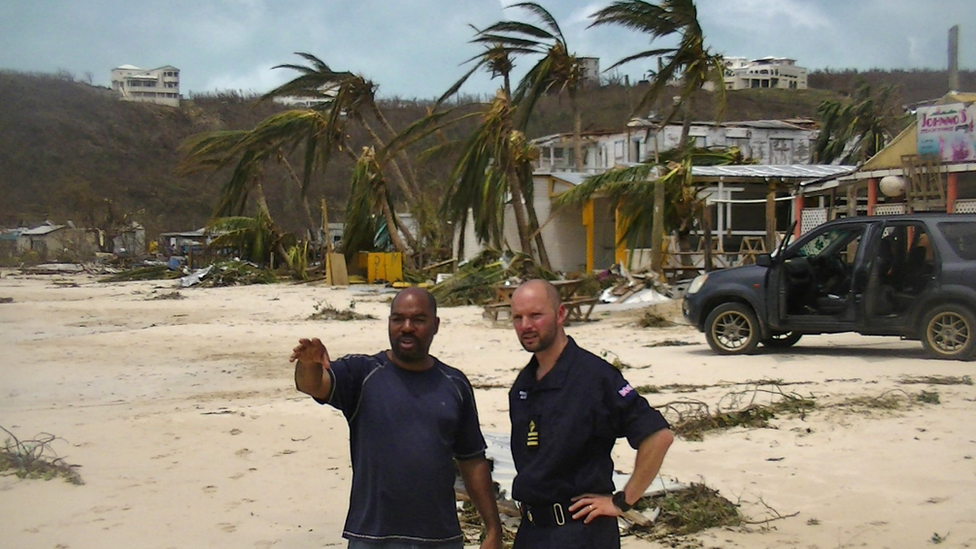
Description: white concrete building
xmin=532 ymin=118 xmax=818 ymax=173
xmin=722 ymin=56 xmax=808 ymax=90
xmin=578 ymin=57 xmax=600 ymax=85
xmin=111 ymin=65 xmax=181 ymax=107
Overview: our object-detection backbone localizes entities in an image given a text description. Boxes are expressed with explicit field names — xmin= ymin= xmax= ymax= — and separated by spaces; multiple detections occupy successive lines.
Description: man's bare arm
xmin=457 ymin=457 xmax=503 ymax=549
xmin=290 ymin=337 xmax=332 ymax=400
xmin=570 ymin=428 xmax=674 ymax=523
xmin=621 ymin=428 xmax=674 ymax=506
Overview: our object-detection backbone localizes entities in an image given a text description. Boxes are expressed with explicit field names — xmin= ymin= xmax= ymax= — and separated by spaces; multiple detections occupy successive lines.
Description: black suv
xmin=682 ymin=214 xmax=976 ymax=360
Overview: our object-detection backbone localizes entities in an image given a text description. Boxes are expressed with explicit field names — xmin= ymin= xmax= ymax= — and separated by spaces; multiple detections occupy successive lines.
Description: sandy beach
xmin=2 ymin=271 xmax=976 ymax=548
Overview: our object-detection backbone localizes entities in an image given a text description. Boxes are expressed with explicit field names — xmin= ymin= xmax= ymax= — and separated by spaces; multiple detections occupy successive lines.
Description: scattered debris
xmin=834 ymin=389 xmax=941 ymax=412
xmin=899 ymin=375 xmax=972 ymax=386
xmin=639 ymin=312 xmax=676 ymax=328
xmin=0 ymin=425 xmax=83 ymax=485
xmin=102 ymin=265 xmax=182 ymax=282
xmin=183 ymin=261 xmax=277 ymax=288
xmin=645 ymin=339 xmax=697 ymax=347
xmin=431 ymin=250 xmax=554 ymax=306
xmin=22 ymin=263 xmax=86 ymax=275
xmin=308 ymin=301 xmax=377 ymax=321
xmin=662 ymin=382 xmax=816 ymax=441
xmin=634 ymin=483 xmax=742 ymax=537
xmin=147 ymin=291 xmax=184 ymax=301
xmin=0 ymin=297 xmax=12 ymax=304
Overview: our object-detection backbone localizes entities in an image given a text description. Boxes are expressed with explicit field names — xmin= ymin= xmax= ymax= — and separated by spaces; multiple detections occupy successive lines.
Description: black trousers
xmin=513 ymin=515 xmax=619 ymax=549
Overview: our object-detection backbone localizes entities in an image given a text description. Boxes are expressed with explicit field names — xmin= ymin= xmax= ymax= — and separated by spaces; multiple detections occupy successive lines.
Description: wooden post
xmin=847 ymin=185 xmax=857 ymax=218
xmin=583 ymin=199 xmax=595 ymax=272
xmin=867 ymin=178 xmax=878 ymax=216
xmin=703 ymin=203 xmax=713 ymax=272
xmin=765 ymin=179 xmax=777 ymax=253
xmin=614 ymin=202 xmax=628 ymax=266
xmin=793 ymin=191 xmax=804 ymax=239
xmin=947 ymin=172 xmax=958 ymax=213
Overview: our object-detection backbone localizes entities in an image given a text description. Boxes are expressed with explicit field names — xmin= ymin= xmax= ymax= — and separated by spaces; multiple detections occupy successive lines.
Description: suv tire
xmin=920 ymin=304 xmax=976 ymax=360
xmin=705 ymin=303 xmax=761 ymax=355
xmin=763 ymin=331 xmax=803 ymax=349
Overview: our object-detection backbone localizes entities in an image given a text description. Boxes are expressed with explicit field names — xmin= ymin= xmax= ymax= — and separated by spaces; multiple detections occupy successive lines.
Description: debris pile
xmin=308 ymin=301 xmax=377 ymax=321
xmin=431 ymin=250 xmax=555 ymax=306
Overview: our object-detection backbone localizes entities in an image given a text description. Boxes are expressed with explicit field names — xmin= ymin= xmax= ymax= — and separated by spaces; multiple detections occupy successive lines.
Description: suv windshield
xmin=938 ymin=222 xmax=976 ymax=260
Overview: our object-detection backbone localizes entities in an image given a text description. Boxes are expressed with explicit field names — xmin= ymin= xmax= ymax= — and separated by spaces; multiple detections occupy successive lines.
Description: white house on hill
xmin=111 ymin=65 xmax=181 ymax=107
xmin=722 ymin=56 xmax=808 ymax=90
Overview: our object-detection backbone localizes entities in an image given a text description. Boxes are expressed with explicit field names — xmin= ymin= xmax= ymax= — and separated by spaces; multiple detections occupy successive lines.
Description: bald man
xmin=508 ymin=279 xmax=673 ymax=549
xmin=292 ymin=288 xmax=502 ymax=549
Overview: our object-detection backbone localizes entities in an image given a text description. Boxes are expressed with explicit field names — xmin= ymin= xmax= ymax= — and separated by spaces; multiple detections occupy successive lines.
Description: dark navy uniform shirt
xmin=320 ymin=352 xmax=487 ymax=544
xmin=508 ymin=337 xmax=669 ymax=505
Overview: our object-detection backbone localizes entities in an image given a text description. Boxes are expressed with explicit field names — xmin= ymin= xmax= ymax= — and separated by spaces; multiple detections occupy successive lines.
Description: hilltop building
xmin=578 ymin=57 xmax=601 ymax=85
xmin=722 ymin=56 xmax=808 ymax=90
xmin=532 ymin=118 xmax=818 ymax=173
xmin=110 ymin=65 xmax=181 ymax=107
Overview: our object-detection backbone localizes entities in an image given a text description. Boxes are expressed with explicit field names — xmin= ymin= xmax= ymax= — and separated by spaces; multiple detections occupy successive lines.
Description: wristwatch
xmin=612 ymin=491 xmax=632 ymax=512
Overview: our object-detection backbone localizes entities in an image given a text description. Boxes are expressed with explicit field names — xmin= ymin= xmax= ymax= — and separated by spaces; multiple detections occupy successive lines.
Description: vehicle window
xmin=938 ymin=222 xmax=976 ymax=260
xmin=795 ymin=227 xmax=863 ymax=260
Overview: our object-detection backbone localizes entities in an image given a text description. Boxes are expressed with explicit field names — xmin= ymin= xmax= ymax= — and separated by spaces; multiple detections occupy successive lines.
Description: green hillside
xmin=0 ymin=68 xmax=972 ymax=238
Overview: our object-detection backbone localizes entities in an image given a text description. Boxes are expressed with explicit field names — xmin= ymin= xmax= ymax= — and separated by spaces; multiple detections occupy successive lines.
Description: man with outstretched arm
xmin=292 ymin=287 xmax=502 ymax=549
xmin=507 ymin=279 xmax=674 ymax=549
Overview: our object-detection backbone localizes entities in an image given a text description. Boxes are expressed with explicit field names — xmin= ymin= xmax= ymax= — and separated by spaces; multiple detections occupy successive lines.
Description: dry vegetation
xmin=0 ymin=425 xmax=83 ymax=485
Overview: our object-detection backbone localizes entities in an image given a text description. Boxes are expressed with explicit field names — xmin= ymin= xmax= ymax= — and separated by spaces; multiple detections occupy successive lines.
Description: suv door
xmin=765 ymin=221 xmax=869 ymax=331
xmin=860 ymin=220 xmax=939 ymax=331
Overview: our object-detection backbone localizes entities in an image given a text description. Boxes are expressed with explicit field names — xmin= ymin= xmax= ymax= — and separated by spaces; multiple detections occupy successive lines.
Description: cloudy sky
xmin=0 ymin=0 xmax=972 ymax=99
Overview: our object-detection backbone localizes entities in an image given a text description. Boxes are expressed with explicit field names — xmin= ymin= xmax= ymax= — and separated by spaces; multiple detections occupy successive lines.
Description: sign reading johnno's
xmin=917 ymin=102 xmax=976 ymax=162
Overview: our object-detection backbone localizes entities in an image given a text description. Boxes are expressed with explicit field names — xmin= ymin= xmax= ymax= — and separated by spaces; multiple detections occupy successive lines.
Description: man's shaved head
xmin=513 ymin=279 xmax=561 ymax=312
xmin=391 ymin=287 xmax=437 ymax=317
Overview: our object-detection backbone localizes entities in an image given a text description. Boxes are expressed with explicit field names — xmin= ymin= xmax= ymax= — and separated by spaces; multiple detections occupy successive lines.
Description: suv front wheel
xmin=920 ymin=304 xmax=976 ymax=360
xmin=705 ymin=303 xmax=761 ymax=355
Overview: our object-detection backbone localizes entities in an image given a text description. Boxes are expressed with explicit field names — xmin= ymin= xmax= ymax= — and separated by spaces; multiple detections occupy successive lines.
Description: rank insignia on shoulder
xmin=527 ymin=419 xmax=539 ymax=448
xmin=617 ymin=383 xmax=635 ymax=398
xmin=519 ymin=390 xmax=528 ymax=400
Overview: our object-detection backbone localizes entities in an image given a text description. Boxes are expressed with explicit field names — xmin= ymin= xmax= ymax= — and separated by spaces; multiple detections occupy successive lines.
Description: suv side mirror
xmin=755 ymin=254 xmax=773 ymax=267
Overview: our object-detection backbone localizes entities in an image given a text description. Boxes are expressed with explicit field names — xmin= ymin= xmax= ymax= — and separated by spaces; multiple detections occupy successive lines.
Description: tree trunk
xmin=506 ymin=166 xmax=535 ymax=259
xmin=361 ymin=120 xmax=418 ymax=204
xmin=371 ymin=102 xmax=420 ymax=196
xmin=254 ymin=182 xmax=293 ymax=270
xmin=572 ymin=90 xmax=583 ymax=172
xmin=380 ymin=199 xmax=408 ymax=255
xmin=524 ymin=182 xmax=551 ymax=271
xmin=279 ymin=155 xmax=321 ymax=242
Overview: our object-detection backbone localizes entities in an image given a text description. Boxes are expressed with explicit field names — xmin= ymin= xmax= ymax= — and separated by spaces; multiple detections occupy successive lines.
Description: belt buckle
xmin=552 ymin=503 xmax=566 ymax=526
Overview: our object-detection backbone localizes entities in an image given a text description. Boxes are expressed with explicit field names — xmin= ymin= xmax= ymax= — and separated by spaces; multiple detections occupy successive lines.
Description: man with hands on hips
xmin=507 ymin=279 xmax=674 ymax=549
xmin=291 ymin=287 xmax=502 ymax=549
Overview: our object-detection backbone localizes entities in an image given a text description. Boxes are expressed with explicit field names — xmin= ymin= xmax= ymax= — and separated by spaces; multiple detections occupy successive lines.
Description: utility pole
xmin=948 ymin=25 xmax=960 ymax=92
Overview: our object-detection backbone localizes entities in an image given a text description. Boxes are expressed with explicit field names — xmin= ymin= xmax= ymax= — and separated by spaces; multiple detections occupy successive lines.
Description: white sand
xmin=1 ymin=272 xmax=975 ymax=548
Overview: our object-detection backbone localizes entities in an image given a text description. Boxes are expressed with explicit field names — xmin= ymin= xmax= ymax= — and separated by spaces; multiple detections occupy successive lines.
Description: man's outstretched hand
xmin=291 ymin=338 xmax=332 ymax=400
xmin=290 ymin=337 xmax=330 ymax=368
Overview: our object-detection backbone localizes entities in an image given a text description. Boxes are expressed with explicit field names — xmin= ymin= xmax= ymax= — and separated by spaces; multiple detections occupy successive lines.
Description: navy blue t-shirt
xmin=322 ymin=352 xmax=487 ymax=544
xmin=508 ymin=337 xmax=670 ymax=504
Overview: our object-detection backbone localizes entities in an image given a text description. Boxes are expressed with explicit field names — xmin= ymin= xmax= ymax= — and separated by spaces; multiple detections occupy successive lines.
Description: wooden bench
xmin=563 ymin=296 xmax=599 ymax=322
xmin=483 ymin=302 xmax=512 ymax=323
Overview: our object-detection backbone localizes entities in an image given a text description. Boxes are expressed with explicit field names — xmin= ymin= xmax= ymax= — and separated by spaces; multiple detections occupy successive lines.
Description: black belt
xmin=520 ymin=501 xmax=574 ymax=527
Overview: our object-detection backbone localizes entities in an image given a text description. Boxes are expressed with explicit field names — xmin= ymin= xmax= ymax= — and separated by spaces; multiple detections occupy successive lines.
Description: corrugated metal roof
xmin=691 ymin=165 xmax=855 ymax=179
xmin=21 ymin=224 xmax=64 ymax=236
xmin=541 ymin=165 xmax=855 ymax=186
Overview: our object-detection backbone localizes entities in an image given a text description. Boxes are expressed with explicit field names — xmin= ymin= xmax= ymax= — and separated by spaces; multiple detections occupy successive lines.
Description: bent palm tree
xmin=475 ymin=2 xmax=587 ymax=172
xmin=261 ymin=53 xmax=422 ymax=207
xmin=814 ymin=81 xmax=906 ymax=165
xmin=590 ymin=0 xmax=726 ymax=272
